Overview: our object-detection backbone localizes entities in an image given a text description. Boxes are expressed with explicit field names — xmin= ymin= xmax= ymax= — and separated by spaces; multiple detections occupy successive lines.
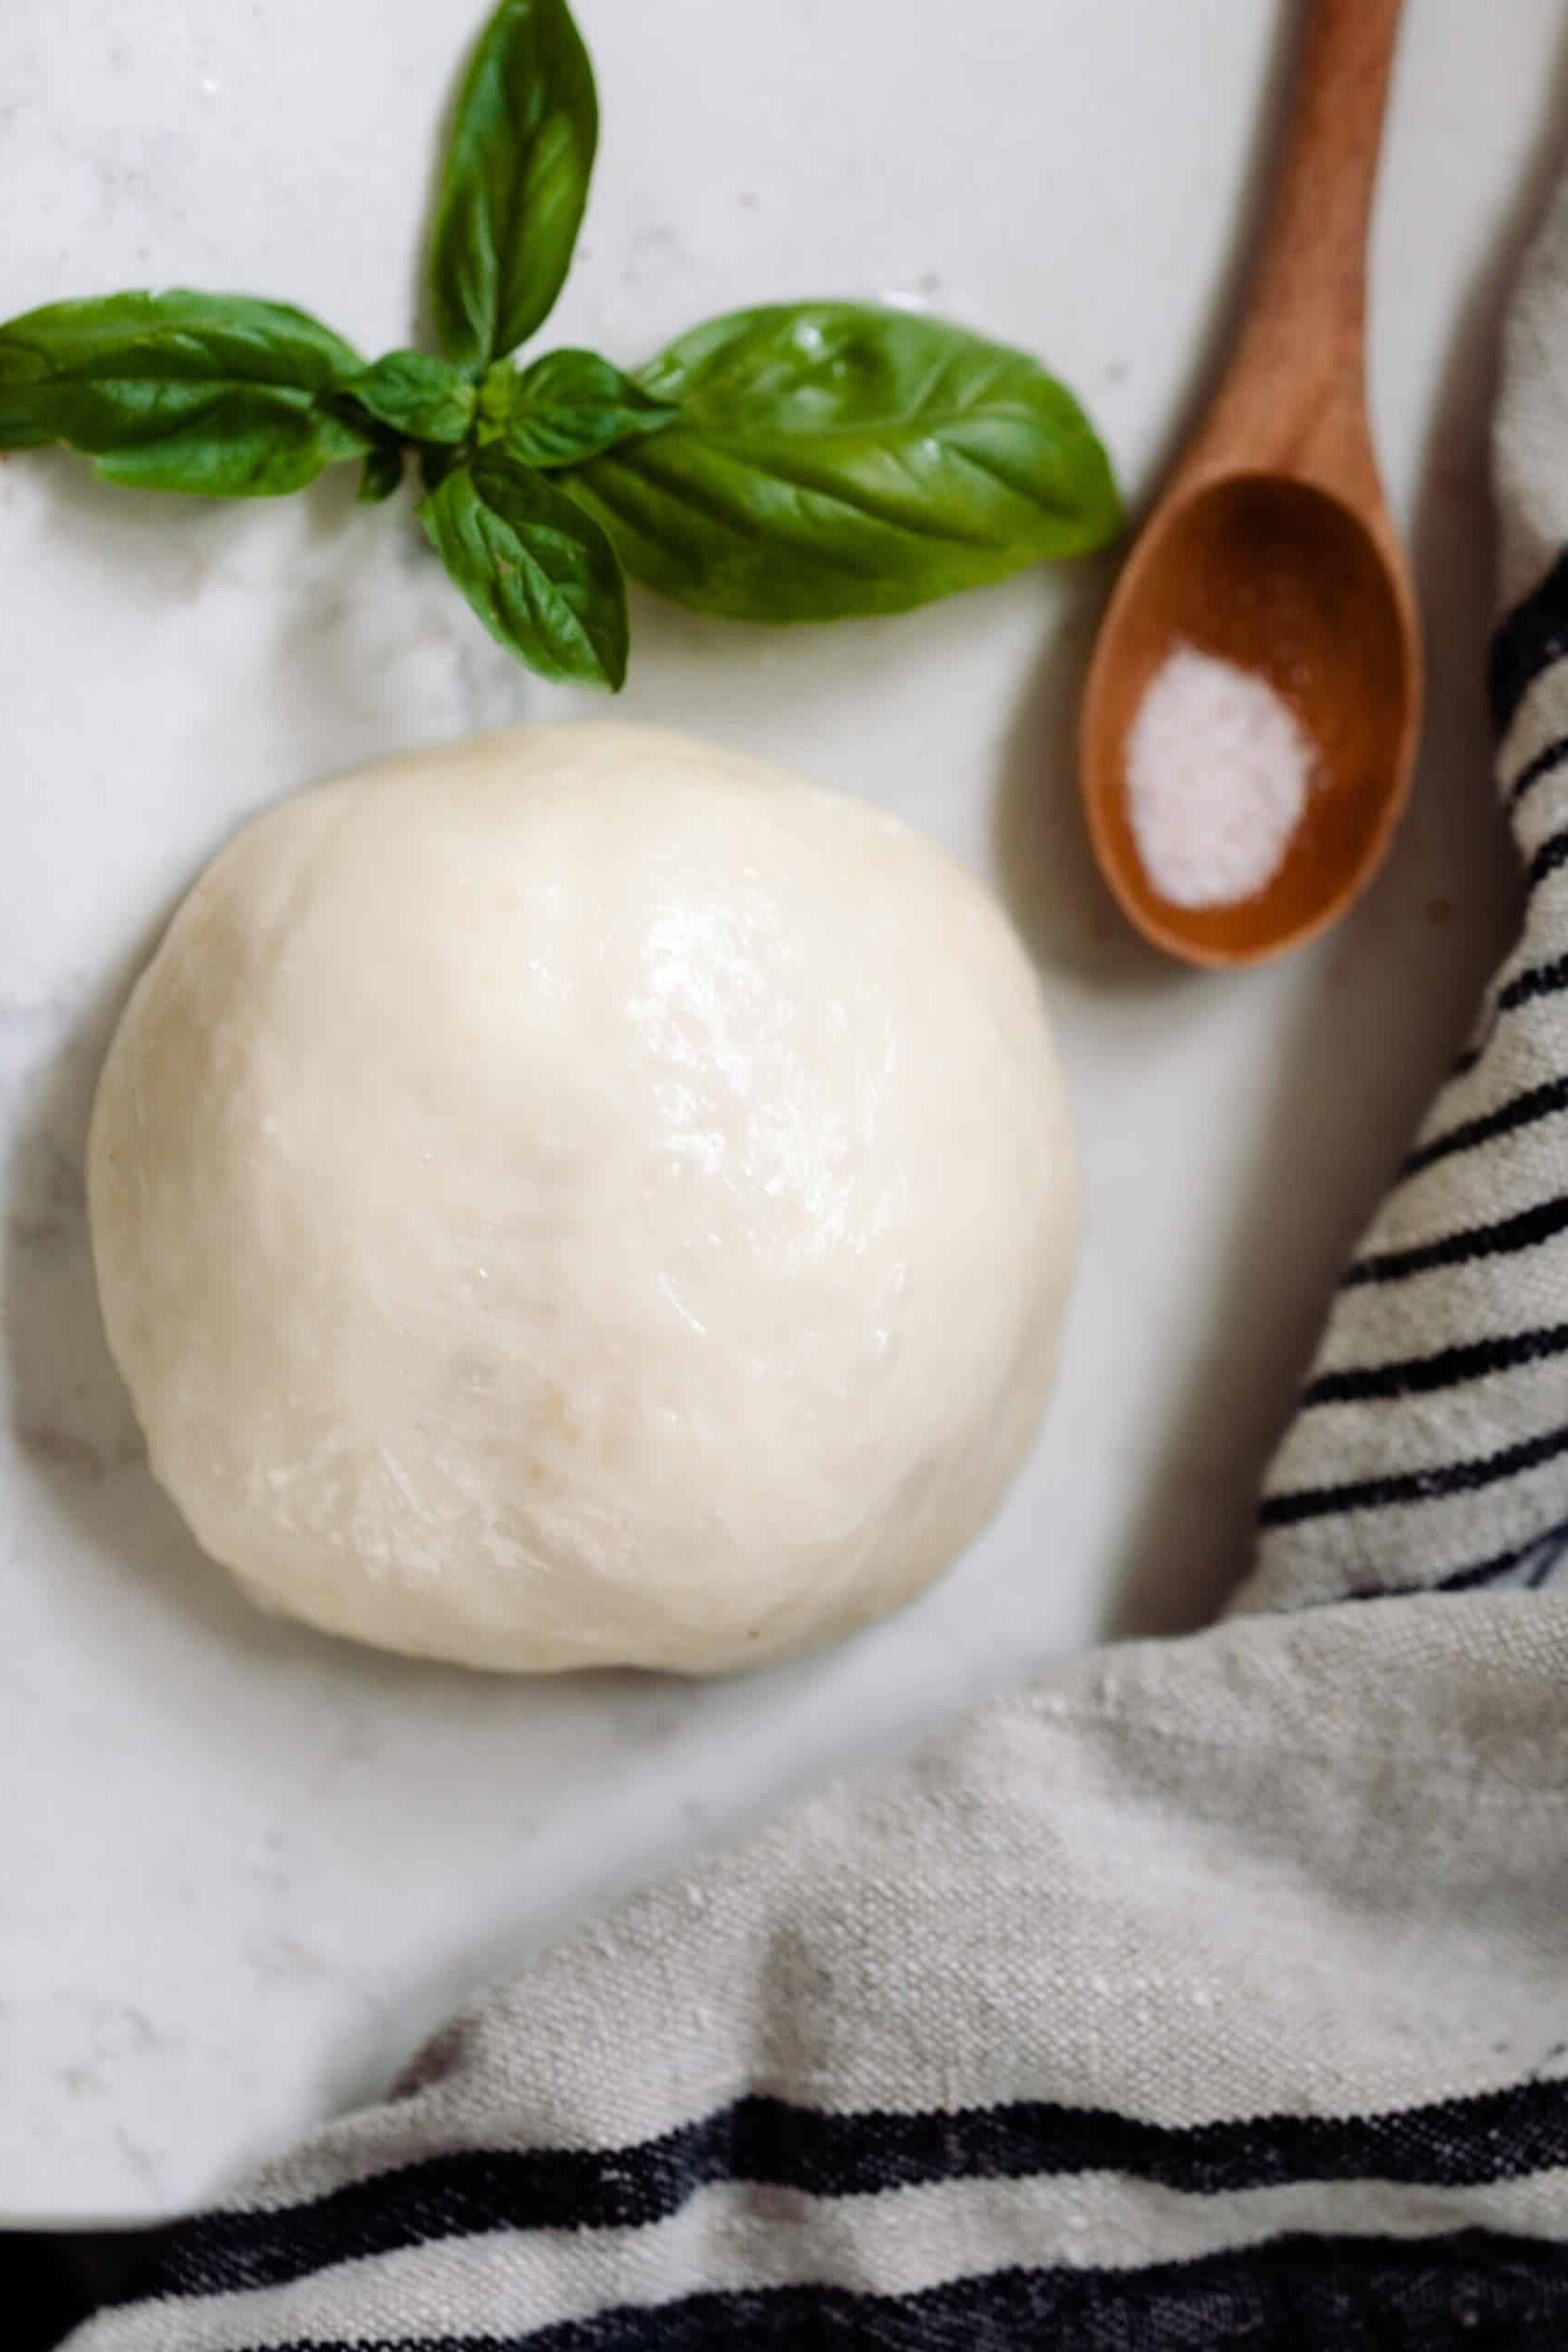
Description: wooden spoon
xmin=1079 ymin=0 xmax=1420 ymax=967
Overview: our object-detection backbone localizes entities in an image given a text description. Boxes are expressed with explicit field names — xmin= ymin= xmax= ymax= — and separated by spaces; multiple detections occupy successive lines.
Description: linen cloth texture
xmin=64 ymin=167 xmax=1568 ymax=2352
xmin=1247 ymin=170 xmax=1568 ymax=1613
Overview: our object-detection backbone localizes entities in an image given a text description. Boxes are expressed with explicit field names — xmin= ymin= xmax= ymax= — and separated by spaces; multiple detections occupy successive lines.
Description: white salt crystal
xmin=1125 ymin=643 xmax=1314 ymax=909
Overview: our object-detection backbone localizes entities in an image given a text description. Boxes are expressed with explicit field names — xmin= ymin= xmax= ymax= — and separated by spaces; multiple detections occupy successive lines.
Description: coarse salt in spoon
xmin=1079 ymin=0 xmax=1422 ymax=968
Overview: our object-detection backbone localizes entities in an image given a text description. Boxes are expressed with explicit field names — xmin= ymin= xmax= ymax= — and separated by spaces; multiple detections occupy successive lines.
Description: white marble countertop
xmin=0 ymin=0 xmax=1557 ymax=2222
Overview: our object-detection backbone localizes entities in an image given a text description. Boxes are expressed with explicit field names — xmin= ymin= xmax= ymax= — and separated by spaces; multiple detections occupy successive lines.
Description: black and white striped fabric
xmin=66 ymin=162 xmax=1568 ymax=2352
xmin=64 ymin=1599 xmax=1568 ymax=2349
xmin=1247 ymin=174 xmax=1568 ymax=1615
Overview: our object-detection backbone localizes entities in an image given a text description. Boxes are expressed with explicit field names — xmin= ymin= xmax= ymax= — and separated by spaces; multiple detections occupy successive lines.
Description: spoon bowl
xmin=1081 ymin=469 xmax=1420 ymax=967
xmin=1079 ymin=0 xmax=1421 ymax=967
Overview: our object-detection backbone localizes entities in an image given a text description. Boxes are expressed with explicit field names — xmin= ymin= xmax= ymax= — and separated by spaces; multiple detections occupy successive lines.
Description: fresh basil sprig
xmin=0 ymin=0 xmax=1120 ymax=690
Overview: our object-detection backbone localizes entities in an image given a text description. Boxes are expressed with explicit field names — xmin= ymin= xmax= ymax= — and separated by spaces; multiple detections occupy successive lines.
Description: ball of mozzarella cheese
xmin=88 ymin=725 xmax=1076 ymax=1673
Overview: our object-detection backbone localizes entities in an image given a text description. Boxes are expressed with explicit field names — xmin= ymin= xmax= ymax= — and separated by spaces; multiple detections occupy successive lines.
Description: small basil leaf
xmin=479 ymin=347 xmax=677 ymax=468
xmin=357 ymin=440 xmax=406 ymax=503
xmin=344 ymin=350 xmax=475 ymax=445
xmin=0 ymin=290 xmax=367 ymax=495
xmin=420 ymin=451 xmax=626 ymax=688
xmin=566 ymin=303 xmax=1122 ymax=620
xmin=428 ymin=0 xmax=598 ymax=371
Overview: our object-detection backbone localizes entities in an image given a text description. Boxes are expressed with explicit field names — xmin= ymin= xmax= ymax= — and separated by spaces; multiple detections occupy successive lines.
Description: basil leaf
xmin=357 ymin=440 xmax=406 ymax=503
xmin=344 ymin=350 xmax=475 ymax=445
xmin=428 ymin=0 xmax=597 ymax=371
xmin=566 ymin=303 xmax=1122 ymax=620
xmin=420 ymin=451 xmax=626 ymax=688
xmin=479 ymin=348 xmax=677 ymax=468
xmin=0 ymin=290 xmax=367 ymax=495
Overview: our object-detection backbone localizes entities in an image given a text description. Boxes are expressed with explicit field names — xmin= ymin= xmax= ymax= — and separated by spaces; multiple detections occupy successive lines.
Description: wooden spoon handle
xmin=1189 ymin=0 xmax=1406 ymax=488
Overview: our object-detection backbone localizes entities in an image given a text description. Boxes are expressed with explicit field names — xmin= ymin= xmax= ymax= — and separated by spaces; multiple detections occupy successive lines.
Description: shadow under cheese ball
xmin=85 ymin=726 xmax=1077 ymax=1674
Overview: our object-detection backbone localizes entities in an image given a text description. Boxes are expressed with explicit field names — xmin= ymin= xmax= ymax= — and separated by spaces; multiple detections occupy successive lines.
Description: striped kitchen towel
xmin=1244 ymin=164 xmax=1568 ymax=1614
xmin=62 ymin=148 xmax=1568 ymax=2352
